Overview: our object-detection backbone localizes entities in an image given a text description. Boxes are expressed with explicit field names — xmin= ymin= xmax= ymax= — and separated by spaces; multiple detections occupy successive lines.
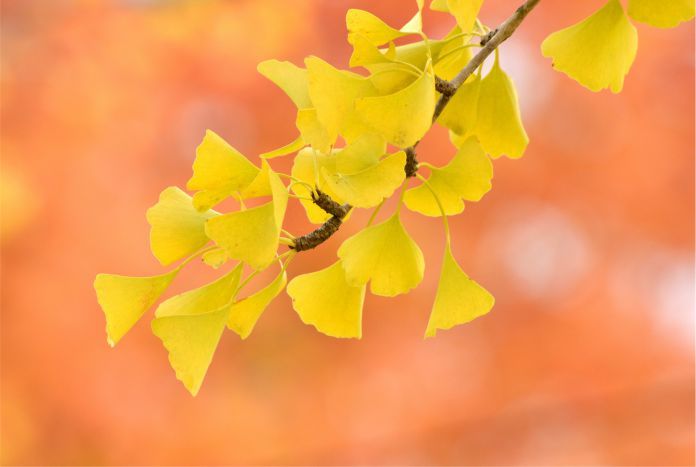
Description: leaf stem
xmin=416 ymin=173 xmax=450 ymax=245
xmin=367 ymin=199 xmax=386 ymax=226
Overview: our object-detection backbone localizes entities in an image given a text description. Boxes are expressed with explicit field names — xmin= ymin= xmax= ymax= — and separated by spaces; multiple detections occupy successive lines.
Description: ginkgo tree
xmin=94 ymin=0 xmax=694 ymax=396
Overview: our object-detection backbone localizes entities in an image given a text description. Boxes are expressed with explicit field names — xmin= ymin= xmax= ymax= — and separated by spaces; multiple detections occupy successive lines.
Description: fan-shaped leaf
xmin=146 ymin=187 xmax=217 ymax=266
xmin=475 ymin=56 xmax=528 ymax=158
xmin=405 ymin=137 xmax=492 ymax=216
xmin=627 ymin=0 xmax=695 ymax=28
xmin=94 ymin=269 xmax=179 ymax=347
xmin=323 ymin=151 xmax=406 ymax=208
xmin=228 ymin=269 xmax=287 ymax=339
xmin=187 ymin=130 xmax=259 ymax=211
xmin=151 ymin=265 xmax=243 ymax=396
xmin=287 ymin=260 xmax=365 ymax=338
xmin=541 ymin=0 xmax=638 ymax=93
xmin=205 ymin=164 xmax=288 ymax=270
xmin=338 ymin=212 xmax=424 ymax=296
xmin=425 ymin=245 xmax=494 ymax=337
xmin=257 ymin=59 xmax=312 ymax=109
xmin=355 ymin=66 xmax=436 ymax=148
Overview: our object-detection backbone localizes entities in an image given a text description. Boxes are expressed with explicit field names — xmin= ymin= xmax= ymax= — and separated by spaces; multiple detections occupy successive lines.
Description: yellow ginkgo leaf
xmin=151 ymin=265 xmax=243 ymax=396
xmin=449 ymin=129 xmax=468 ymax=148
xmin=152 ymin=306 xmax=229 ymax=396
xmin=287 ymin=260 xmax=365 ymax=338
xmin=437 ymin=74 xmax=480 ymax=136
xmin=348 ymin=33 xmax=394 ymax=68
xmin=628 ymin=0 xmax=695 ymax=28
xmin=296 ymin=108 xmax=335 ymax=154
xmin=187 ymin=130 xmax=259 ymax=211
xmin=155 ymin=264 xmax=243 ymax=319
xmin=447 ymin=0 xmax=484 ymax=33
xmin=94 ymin=268 xmax=180 ymax=347
xmin=335 ymin=133 xmax=386 ymax=174
xmin=202 ymin=248 xmax=230 ymax=269
xmin=323 ymin=151 xmax=406 ymax=208
xmin=239 ymin=159 xmax=274 ymax=199
xmin=257 ymin=59 xmax=312 ymax=109
xmin=205 ymin=168 xmax=288 ymax=270
xmin=260 ymin=135 xmax=306 ymax=159
xmin=338 ymin=212 xmax=424 ymax=296
xmin=146 ymin=187 xmax=217 ymax=266
xmin=290 ymin=148 xmax=344 ymax=224
xmin=361 ymin=38 xmax=450 ymax=94
xmin=389 ymin=40 xmax=446 ymax=70
xmin=475 ymin=56 xmax=529 ymax=158
xmin=228 ymin=269 xmax=287 ymax=339
xmin=424 ymin=244 xmax=494 ymax=337
xmin=306 ymin=56 xmax=377 ymax=140
xmin=355 ymin=66 xmax=436 ymax=148
xmin=434 ymin=27 xmax=474 ymax=81
xmin=346 ymin=9 xmax=409 ymax=45
xmin=405 ymin=137 xmax=492 ymax=216
xmin=400 ymin=0 xmax=424 ymax=34
xmin=364 ymin=63 xmax=419 ymax=96
xmin=541 ymin=0 xmax=638 ymax=93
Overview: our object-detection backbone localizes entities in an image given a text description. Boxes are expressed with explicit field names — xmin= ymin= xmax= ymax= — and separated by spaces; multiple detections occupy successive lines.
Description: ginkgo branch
xmin=431 ymin=0 xmax=542 ymax=121
xmin=292 ymin=0 xmax=542 ymax=252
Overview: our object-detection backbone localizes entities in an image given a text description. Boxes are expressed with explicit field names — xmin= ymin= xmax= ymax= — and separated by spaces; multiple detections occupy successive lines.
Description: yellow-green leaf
xmin=335 ymin=133 xmax=386 ymax=174
xmin=355 ymin=66 xmax=436 ymax=148
xmin=405 ymin=136 xmax=492 ymax=216
xmin=205 ymin=166 xmax=288 ymax=270
xmin=447 ymin=0 xmax=484 ymax=33
xmin=434 ymin=27 xmax=474 ymax=80
xmin=152 ymin=264 xmax=242 ymax=396
xmin=94 ymin=269 xmax=180 ymax=347
xmin=475 ymin=56 xmax=528 ymax=158
xmin=346 ymin=9 xmax=409 ymax=45
xmin=257 ymin=59 xmax=312 ymax=109
xmin=437 ymin=74 xmax=480 ymax=136
xmin=449 ymin=129 xmax=468 ymax=148
xmin=152 ymin=306 xmax=229 ymax=396
xmin=187 ymin=130 xmax=259 ymax=211
xmin=348 ymin=33 xmax=394 ymax=68
xmin=228 ymin=269 xmax=287 ymax=339
xmin=151 ymin=265 xmax=243 ymax=396
xmin=362 ymin=37 xmax=451 ymax=94
xmin=146 ymin=187 xmax=217 ymax=266
xmin=401 ymin=0 xmax=424 ymax=34
xmin=541 ymin=0 xmax=638 ymax=93
xmin=155 ymin=265 xmax=243 ymax=319
xmin=628 ymin=0 xmax=695 ymax=28
xmin=425 ymin=244 xmax=494 ymax=337
xmin=287 ymin=260 xmax=365 ymax=338
xmin=338 ymin=212 xmax=424 ymax=296
xmin=202 ymin=248 xmax=230 ymax=269
xmin=305 ymin=56 xmax=376 ymax=140
xmin=260 ymin=135 xmax=306 ymax=159
xmin=239 ymin=159 xmax=274 ymax=199
xmin=296 ymin=108 xmax=334 ymax=154
xmin=323 ymin=151 xmax=406 ymax=208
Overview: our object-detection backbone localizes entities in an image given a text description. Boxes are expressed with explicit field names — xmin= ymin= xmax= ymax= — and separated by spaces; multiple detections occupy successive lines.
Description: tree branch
xmin=291 ymin=0 xmax=542 ymax=252
xmin=431 ymin=0 xmax=541 ymax=122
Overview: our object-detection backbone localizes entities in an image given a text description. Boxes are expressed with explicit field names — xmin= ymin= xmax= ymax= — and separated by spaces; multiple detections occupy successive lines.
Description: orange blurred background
xmin=1 ymin=0 xmax=694 ymax=465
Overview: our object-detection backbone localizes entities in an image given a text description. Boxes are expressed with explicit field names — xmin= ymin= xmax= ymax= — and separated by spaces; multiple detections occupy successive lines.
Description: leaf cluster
xmin=94 ymin=0 xmax=693 ymax=395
